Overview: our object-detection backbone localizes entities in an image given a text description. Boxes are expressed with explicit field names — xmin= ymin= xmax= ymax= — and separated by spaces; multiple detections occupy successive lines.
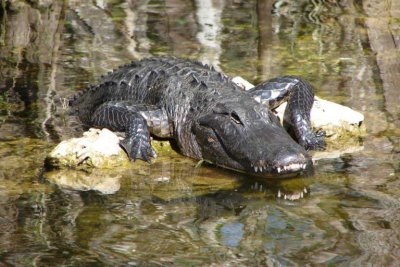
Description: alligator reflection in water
xmin=39 ymin=173 xmax=314 ymax=260
xmin=44 ymin=150 xmax=312 ymax=202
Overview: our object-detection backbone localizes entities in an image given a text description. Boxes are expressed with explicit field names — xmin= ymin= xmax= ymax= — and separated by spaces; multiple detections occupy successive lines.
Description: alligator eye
xmin=230 ymin=111 xmax=243 ymax=125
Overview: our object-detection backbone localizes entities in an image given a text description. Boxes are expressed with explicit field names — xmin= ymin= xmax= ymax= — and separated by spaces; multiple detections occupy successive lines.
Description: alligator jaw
xmin=249 ymin=161 xmax=311 ymax=177
xmin=274 ymin=163 xmax=308 ymax=174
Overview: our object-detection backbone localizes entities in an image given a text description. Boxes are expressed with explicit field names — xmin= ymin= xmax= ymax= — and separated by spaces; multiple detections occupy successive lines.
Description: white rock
xmin=232 ymin=76 xmax=255 ymax=90
xmin=52 ymin=128 xmax=121 ymax=157
xmin=275 ymin=97 xmax=364 ymax=129
xmin=47 ymin=128 xmax=129 ymax=169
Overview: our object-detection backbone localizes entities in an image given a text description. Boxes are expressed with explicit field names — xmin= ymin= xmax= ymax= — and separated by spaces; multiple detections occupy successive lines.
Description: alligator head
xmin=192 ymin=98 xmax=312 ymax=177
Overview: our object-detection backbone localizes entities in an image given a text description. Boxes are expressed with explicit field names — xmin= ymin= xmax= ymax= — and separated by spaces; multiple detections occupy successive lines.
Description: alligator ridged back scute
xmin=191 ymin=74 xmax=200 ymax=85
xmin=70 ymin=57 xmax=245 ymax=127
xmin=69 ymin=89 xmax=86 ymax=107
xmin=200 ymin=81 xmax=208 ymax=89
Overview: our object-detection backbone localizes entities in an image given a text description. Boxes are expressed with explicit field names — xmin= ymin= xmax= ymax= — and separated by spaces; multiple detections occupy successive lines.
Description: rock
xmin=45 ymin=128 xmax=177 ymax=170
xmin=46 ymin=128 xmax=131 ymax=169
xmin=274 ymin=97 xmax=365 ymax=139
xmin=231 ymin=76 xmax=255 ymax=90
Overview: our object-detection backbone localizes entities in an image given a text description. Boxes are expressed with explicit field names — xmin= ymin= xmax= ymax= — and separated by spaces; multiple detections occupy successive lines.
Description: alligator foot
xmin=120 ymin=137 xmax=157 ymax=162
xmin=300 ymin=130 xmax=326 ymax=151
xmin=89 ymin=101 xmax=159 ymax=162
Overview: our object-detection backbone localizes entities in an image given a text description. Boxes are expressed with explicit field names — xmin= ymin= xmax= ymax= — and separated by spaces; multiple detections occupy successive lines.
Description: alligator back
xmin=69 ymin=57 xmax=244 ymax=126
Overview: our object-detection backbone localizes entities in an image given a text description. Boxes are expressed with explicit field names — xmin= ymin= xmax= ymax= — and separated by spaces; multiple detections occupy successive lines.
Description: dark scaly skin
xmin=70 ymin=57 xmax=325 ymax=177
xmin=247 ymin=76 xmax=325 ymax=150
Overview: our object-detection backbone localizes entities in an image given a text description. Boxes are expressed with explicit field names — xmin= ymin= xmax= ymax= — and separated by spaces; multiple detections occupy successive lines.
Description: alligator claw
xmin=301 ymin=132 xmax=326 ymax=151
xmin=315 ymin=129 xmax=326 ymax=138
xmin=120 ymin=138 xmax=157 ymax=162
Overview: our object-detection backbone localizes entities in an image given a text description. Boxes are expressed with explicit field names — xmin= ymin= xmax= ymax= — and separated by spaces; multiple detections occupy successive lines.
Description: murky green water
xmin=1 ymin=0 xmax=400 ymax=265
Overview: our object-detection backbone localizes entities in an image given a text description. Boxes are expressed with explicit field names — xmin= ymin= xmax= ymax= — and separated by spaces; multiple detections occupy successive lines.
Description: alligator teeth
xmin=288 ymin=163 xmax=302 ymax=171
xmin=254 ymin=165 xmax=267 ymax=173
xmin=275 ymin=163 xmax=308 ymax=173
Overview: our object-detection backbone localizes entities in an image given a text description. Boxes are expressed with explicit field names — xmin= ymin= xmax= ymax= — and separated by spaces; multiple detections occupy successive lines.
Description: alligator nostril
xmin=230 ymin=111 xmax=243 ymax=125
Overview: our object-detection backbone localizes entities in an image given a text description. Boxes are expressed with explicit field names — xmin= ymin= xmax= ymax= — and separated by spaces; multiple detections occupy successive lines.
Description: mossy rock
xmin=45 ymin=128 xmax=131 ymax=169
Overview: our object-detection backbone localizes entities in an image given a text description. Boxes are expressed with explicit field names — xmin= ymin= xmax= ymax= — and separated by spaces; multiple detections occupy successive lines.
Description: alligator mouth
xmin=275 ymin=163 xmax=308 ymax=174
xmin=204 ymin=128 xmax=311 ymax=177
xmin=250 ymin=161 xmax=309 ymax=176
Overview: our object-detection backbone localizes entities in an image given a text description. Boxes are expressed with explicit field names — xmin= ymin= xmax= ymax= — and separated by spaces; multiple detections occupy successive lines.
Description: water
xmin=1 ymin=0 xmax=399 ymax=265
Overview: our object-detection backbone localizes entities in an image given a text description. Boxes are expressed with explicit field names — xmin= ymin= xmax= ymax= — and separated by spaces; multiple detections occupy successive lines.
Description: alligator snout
xmin=249 ymin=147 xmax=312 ymax=177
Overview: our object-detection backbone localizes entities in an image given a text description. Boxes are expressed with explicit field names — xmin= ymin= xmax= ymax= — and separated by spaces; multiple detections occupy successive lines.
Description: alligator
xmin=70 ymin=57 xmax=325 ymax=177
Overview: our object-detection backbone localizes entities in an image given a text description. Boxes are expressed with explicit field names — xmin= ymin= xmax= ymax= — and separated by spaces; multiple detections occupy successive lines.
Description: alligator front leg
xmin=248 ymin=76 xmax=325 ymax=150
xmin=91 ymin=101 xmax=159 ymax=162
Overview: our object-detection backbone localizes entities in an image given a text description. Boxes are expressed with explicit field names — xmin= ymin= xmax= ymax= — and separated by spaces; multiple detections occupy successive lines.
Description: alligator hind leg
xmin=248 ymin=76 xmax=325 ymax=150
xmin=91 ymin=101 xmax=157 ymax=162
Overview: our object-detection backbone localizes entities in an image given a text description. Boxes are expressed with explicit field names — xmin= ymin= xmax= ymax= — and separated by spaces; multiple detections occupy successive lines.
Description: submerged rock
xmin=44 ymin=169 xmax=122 ymax=194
